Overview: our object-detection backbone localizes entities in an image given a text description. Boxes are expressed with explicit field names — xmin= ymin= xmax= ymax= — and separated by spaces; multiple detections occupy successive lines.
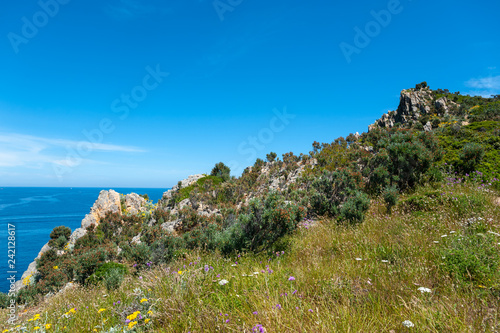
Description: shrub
xmin=86 ymin=262 xmax=128 ymax=285
xmin=459 ymin=143 xmax=485 ymax=173
xmin=266 ymin=152 xmax=277 ymax=162
xmin=0 ymin=292 xmax=10 ymax=309
xmin=69 ymin=247 xmax=112 ymax=284
xmin=150 ymin=235 xmax=186 ymax=264
xmin=310 ymin=169 xmax=366 ymax=221
xmin=120 ymin=243 xmax=151 ymax=267
xmin=36 ymin=249 xmax=60 ymax=278
xmin=217 ymin=192 xmax=305 ymax=253
xmin=50 ymin=225 xmax=71 ymax=240
xmin=16 ymin=285 xmax=40 ymax=305
xmin=366 ymin=129 xmax=442 ymax=192
xmin=87 ymin=262 xmax=128 ymax=291
xmin=382 ymin=185 xmax=399 ymax=213
xmin=48 ymin=226 xmax=71 ymax=250
xmin=211 ymin=162 xmax=231 ymax=182
xmin=104 ymin=268 xmax=125 ymax=291
xmin=339 ymin=191 xmax=370 ymax=224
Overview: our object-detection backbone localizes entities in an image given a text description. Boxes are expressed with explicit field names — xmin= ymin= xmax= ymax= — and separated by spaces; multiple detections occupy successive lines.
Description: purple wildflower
xmin=288 ymin=276 xmax=295 ymax=281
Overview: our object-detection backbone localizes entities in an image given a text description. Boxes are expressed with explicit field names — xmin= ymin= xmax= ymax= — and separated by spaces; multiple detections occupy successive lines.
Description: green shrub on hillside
xmin=48 ymin=226 xmax=71 ymax=250
xmin=310 ymin=169 xmax=369 ymax=223
xmin=211 ymin=162 xmax=231 ymax=181
xmin=382 ymin=185 xmax=399 ymax=213
xmin=217 ymin=192 xmax=305 ymax=253
xmin=86 ymin=262 xmax=128 ymax=290
xmin=67 ymin=247 xmax=113 ymax=284
xmin=459 ymin=143 xmax=485 ymax=174
xmin=365 ymin=129 xmax=442 ymax=192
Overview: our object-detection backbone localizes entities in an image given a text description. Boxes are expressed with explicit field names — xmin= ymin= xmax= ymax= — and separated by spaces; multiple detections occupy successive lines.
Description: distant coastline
xmin=0 ymin=187 xmax=167 ymax=292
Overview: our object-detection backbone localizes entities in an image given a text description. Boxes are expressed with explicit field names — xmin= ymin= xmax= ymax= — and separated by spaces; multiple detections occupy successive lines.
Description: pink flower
xmin=288 ymin=276 xmax=295 ymax=281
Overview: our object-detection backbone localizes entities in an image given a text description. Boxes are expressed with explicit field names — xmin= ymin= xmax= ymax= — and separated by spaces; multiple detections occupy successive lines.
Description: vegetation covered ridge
xmin=1 ymin=83 xmax=499 ymax=332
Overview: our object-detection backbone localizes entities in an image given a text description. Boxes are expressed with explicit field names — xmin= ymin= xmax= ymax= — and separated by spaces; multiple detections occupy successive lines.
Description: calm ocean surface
xmin=0 ymin=187 xmax=167 ymax=293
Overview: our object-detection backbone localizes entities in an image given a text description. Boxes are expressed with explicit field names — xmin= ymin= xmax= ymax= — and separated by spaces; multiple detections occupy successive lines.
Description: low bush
xmin=216 ymin=192 xmax=305 ymax=253
xmin=86 ymin=262 xmax=128 ymax=291
xmin=382 ymin=185 xmax=399 ymax=213
xmin=48 ymin=226 xmax=71 ymax=250
xmin=310 ymin=169 xmax=369 ymax=223
xmin=86 ymin=262 xmax=128 ymax=285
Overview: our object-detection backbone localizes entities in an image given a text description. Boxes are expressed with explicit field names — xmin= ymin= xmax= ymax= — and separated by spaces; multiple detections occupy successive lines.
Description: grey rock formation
xmin=124 ymin=193 xmax=146 ymax=215
xmin=161 ymin=219 xmax=181 ymax=233
xmin=369 ymin=88 xmax=460 ymax=131
xmin=131 ymin=233 xmax=142 ymax=245
xmin=423 ymin=121 xmax=432 ymax=132
xmin=81 ymin=190 xmax=121 ymax=229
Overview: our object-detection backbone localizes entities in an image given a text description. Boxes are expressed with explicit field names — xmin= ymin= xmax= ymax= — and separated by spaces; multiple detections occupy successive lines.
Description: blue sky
xmin=0 ymin=0 xmax=499 ymax=188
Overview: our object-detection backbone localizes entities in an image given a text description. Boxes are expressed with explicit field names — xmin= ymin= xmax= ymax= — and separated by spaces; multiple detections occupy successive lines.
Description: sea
xmin=0 ymin=187 xmax=167 ymax=293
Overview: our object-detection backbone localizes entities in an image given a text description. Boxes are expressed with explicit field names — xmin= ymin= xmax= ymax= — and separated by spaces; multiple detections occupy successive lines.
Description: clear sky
xmin=0 ymin=0 xmax=499 ymax=188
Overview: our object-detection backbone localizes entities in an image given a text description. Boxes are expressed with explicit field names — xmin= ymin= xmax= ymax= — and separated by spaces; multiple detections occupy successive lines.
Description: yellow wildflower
xmin=45 ymin=324 xmax=51 ymax=329
xmin=145 ymin=318 xmax=150 ymax=324
xmin=140 ymin=298 xmax=148 ymax=303
xmin=3 ymin=329 xmax=9 ymax=333
xmin=128 ymin=321 xmax=138 ymax=329
xmin=178 ymin=270 xmax=183 ymax=275
xmin=33 ymin=327 xmax=40 ymax=331
xmin=127 ymin=311 xmax=141 ymax=321
xmin=98 ymin=308 xmax=106 ymax=313
xmin=53 ymin=266 xmax=58 ymax=270
xmin=147 ymin=310 xmax=153 ymax=315
xmin=22 ymin=274 xmax=33 ymax=286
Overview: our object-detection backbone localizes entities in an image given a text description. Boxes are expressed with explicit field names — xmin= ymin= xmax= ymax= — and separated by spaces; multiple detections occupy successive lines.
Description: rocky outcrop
xmin=368 ymin=88 xmax=459 ymax=131
xmin=124 ymin=193 xmax=147 ymax=215
xmin=81 ymin=190 xmax=121 ymax=229
xmin=162 ymin=174 xmax=205 ymax=200
xmin=14 ymin=189 xmax=145 ymax=293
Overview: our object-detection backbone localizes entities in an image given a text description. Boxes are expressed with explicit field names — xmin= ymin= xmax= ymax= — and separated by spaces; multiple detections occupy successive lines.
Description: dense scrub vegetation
xmin=1 ymin=86 xmax=499 ymax=332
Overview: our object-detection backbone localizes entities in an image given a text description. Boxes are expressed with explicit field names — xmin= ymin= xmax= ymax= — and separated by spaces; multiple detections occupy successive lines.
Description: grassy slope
xmin=2 ymin=180 xmax=499 ymax=332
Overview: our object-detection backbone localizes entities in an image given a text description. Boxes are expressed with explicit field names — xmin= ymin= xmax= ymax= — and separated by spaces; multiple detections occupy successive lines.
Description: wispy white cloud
xmin=0 ymin=133 xmax=145 ymax=168
xmin=464 ymin=75 xmax=500 ymax=97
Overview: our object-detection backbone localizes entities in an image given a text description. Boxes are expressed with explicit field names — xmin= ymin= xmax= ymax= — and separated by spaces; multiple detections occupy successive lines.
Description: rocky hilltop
xmin=369 ymin=87 xmax=460 ymax=131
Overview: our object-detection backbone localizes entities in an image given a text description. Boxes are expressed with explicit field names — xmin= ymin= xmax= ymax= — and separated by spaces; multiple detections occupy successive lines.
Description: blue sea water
xmin=0 ymin=187 xmax=167 ymax=293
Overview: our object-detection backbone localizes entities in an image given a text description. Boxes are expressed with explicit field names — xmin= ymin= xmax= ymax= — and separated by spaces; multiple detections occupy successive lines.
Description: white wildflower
xmin=218 ymin=279 xmax=229 ymax=286
xmin=417 ymin=287 xmax=431 ymax=293
xmin=402 ymin=320 xmax=414 ymax=328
